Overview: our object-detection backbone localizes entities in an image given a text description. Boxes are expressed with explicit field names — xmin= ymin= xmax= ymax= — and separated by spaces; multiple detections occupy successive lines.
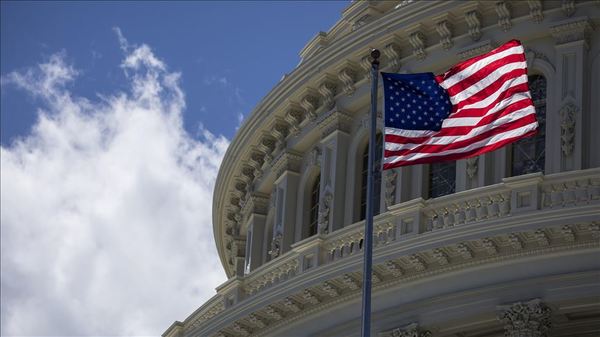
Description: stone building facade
xmin=164 ymin=1 xmax=600 ymax=336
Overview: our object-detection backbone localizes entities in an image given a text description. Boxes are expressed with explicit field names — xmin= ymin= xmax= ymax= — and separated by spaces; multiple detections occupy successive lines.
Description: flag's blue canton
xmin=382 ymin=72 xmax=452 ymax=131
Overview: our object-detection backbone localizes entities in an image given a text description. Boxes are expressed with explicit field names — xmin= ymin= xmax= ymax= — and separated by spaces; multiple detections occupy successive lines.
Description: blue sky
xmin=0 ymin=1 xmax=349 ymax=336
xmin=1 ymin=1 xmax=348 ymax=145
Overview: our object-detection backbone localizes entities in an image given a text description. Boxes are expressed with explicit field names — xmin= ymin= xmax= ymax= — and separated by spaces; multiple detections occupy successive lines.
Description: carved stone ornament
xmin=317 ymin=189 xmax=333 ymax=234
xmin=496 ymin=1 xmax=512 ymax=32
xmin=361 ymin=54 xmax=373 ymax=81
xmin=381 ymin=323 xmax=432 ymax=337
xmin=385 ymin=169 xmax=398 ymax=207
xmin=408 ymin=31 xmax=427 ymax=61
xmin=458 ymin=40 xmax=493 ymax=60
xmin=271 ymin=150 xmax=303 ymax=180
xmin=337 ymin=61 xmax=358 ymax=96
xmin=498 ymin=299 xmax=552 ymax=337
xmin=550 ymin=18 xmax=593 ymax=47
xmin=307 ymin=146 xmax=322 ymax=168
xmin=527 ymin=0 xmax=543 ymax=24
xmin=466 ymin=156 xmax=479 ymax=179
xmin=465 ymin=9 xmax=482 ymax=41
xmin=318 ymin=74 xmax=337 ymax=111
xmin=283 ymin=106 xmax=303 ymax=136
xmin=318 ymin=109 xmax=353 ymax=139
xmin=382 ymin=39 xmax=401 ymax=71
xmin=562 ymin=0 xmax=575 ymax=17
xmin=559 ymin=102 xmax=577 ymax=156
xmin=435 ymin=18 xmax=453 ymax=50
xmin=268 ymin=232 xmax=282 ymax=258
xmin=300 ymin=88 xmax=321 ymax=121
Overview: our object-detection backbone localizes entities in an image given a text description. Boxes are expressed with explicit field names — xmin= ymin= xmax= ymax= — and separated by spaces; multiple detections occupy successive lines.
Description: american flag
xmin=381 ymin=39 xmax=538 ymax=169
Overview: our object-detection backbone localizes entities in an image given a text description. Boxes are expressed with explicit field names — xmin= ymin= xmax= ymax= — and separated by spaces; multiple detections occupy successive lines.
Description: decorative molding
xmin=481 ymin=238 xmax=498 ymax=255
xmin=385 ymin=260 xmax=404 ymax=277
xmin=562 ymin=0 xmax=575 ymax=17
xmin=409 ymin=254 xmax=427 ymax=271
xmin=433 ymin=249 xmax=449 ymax=265
xmin=559 ymin=102 xmax=577 ymax=156
xmin=380 ymin=323 xmax=432 ymax=337
xmin=300 ymin=88 xmax=321 ymax=121
xmin=271 ymin=120 xmax=290 ymax=151
xmin=550 ymin=17 xmax=593 ymax=47
xmin=271 ymin=150 xmax=302 ymax=180
xmin=317 ymin=189 xmax=333 ymax=234
xmin=231 ymin=322 xmax=250 ymax=337
xmin=381 ymin=35 xmax=401 ymax=71
xmin=307 ymin=146 xmax=322 ymax=168
xmin=525 ymin=47 xmax=553 ymax=71
xmin=456 ymin=243 xmax=473 ymax=259
xmin=321 ymin=281 xmax=340 ymax=297
xmin=497 ymin=299 xmax=552 ymax=337
xmin=458 ymin=40 xmax=493 ymax=60
xmin=385 ymin=169 xmax=398 ymax=208
xmin=248 ymin=150 xmax=265 ymax=180
xmin=282 ymin=297 xmax=302 ymax=313
xmin=342 ymin=274 xmax=360 ymax=290
xmin=241 ymin=193 xmax=270 ymax=224
xmin=318 ymin=109 xmax=353 ymax=138
xmin=282 ymin=103 xmax=303 ymax=137
xmin=466 ymin=156 xmax=479 ymax=179
xmin=535 ymin=229 xmax=550 ymax=247
xmin=434 ymin=16 xmax=453 ymax=51
xmin=262 ymin=306 xmax=283 ymax=320
xmin=360 ymin=54 xmax=373 ymax=81
xmin=509 ymin=233 xmax=524 ymax=250
xmin=336 ymin=61 xmax=359 ymax=96
xmin=300 ymin=31 xmax=329 ymax=61
xmin=561 ymin=225 xmax=575 ymax=242
xmin=407 ymin=29 xmax=427 ymax=61
xmin=302 ymin=289 xmax=321 ymax=304
xmin=464 ymin=8 xmax=482 ymax=41
xmin=268 ymin=233 xmax=282 ymax=258
xmin=527 ymin=0 xmax=544 ymax=24
xmin=495 ymin=1 xmax=512 ymax=32
xmin=247 ymin=314 xmax=267 ymax=329
xmin=317 ymin=74 xmax=338 ymax=111
xmin=257 ymin=134 xmax=276 ymax=165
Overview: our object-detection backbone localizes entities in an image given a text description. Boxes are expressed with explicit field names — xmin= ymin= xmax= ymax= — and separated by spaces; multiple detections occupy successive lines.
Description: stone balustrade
xmin=185 ymin=168 xmax=600 ymax=334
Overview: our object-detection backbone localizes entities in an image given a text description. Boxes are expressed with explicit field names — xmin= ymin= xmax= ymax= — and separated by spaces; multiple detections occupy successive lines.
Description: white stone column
xmin=317 ymin=109 xmax=352 ymax=233
xmin=550 ymin=17 xmax=593 ymax=173
xmin=411 ymin=164 xmax=428 ymax=199
xmin=271 ymin=151 xmax=302 ymax=256
xmin=240 ymin=193 xmax=269 ymax=272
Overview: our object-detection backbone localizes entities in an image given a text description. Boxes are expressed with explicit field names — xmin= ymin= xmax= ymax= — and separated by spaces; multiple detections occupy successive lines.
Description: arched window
xmin=429 ymin=161 xmax=456 ymax=198
xmin=511 ymin=74 xmax=547 ymax=176
xmin=360 ymin=134 xmax=382 ymax=221
xmin=308 ymin=174 xmax=320 ymax=237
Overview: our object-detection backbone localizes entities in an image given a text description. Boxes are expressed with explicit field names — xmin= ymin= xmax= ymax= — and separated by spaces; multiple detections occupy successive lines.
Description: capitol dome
xmin=164 ymin=1 xmax=600 ymax=336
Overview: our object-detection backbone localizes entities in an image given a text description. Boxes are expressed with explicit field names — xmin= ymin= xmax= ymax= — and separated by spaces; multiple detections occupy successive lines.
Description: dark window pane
xmin=308 ymin=175 xmax=320 ymax=236
xmin=360 ymin=134 xmax=382 ymax=220
xmin=429 ymin=161 xmax=456 ymax=198
xmin=511 ymin=75 xmax=546 ymax=176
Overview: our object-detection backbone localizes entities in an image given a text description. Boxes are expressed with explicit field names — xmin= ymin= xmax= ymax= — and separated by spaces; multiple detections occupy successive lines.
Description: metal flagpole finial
xmin=370 ymin=49 xmax=380 ymax=66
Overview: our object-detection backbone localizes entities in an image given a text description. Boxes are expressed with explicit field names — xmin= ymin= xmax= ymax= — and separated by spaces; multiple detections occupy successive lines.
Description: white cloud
xmin=1 ymin=30 xmax=229 ymax=336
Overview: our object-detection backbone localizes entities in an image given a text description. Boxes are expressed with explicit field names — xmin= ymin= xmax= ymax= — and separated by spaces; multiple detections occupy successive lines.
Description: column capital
xmin=550 ymin=17 xmax=593 ymax=48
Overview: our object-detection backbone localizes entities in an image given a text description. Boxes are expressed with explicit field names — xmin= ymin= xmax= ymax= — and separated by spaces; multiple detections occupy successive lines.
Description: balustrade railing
xmin=186 ymin=168 xmax=600 ymax=333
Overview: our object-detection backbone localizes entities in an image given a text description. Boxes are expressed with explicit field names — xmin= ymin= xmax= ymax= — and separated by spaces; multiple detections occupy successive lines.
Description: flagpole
xmin=360 ymin=49 xmax=380 ymax=337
